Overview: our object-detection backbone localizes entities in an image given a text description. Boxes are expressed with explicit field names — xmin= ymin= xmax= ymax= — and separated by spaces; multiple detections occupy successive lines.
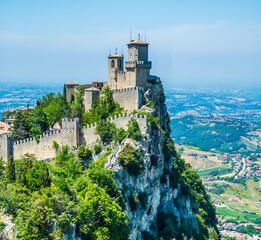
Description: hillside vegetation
xmin=0 ymin=84 xmax=219 ymax=240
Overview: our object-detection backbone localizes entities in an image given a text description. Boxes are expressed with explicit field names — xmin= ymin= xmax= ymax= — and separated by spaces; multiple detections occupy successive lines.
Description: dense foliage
xmin=82 ymin=86 xmax=123 ymax=125
xmin=10 ymin=93 xmax=68 ymax=141
xmin=9 ymin=85 xmax=88 ymax=141
xmin=127 ymin=118 xmax=142 ymax=141
xmin=0 ymin=147 xmax=129 ymax=239
xmin=117 ymin=143 xmax=143 ymax=176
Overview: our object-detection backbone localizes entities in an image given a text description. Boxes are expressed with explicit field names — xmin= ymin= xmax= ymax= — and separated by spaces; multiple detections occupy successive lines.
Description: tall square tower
xmin=125 ymin=39 xmax=152 ymax=88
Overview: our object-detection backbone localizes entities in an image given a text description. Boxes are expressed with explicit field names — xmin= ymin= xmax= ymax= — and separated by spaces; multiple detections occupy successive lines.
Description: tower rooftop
xmin=85 ymin=87 xmax=100 ymax=91
xmin=127 ymin=40 xmax=149 ymax=45
xmin=65 ymin=81 xmax=79 ymax=85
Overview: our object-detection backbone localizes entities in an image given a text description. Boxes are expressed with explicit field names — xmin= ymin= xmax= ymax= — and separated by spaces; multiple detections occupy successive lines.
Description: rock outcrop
xmin=105 ymin=81 xmax=218 ymax=239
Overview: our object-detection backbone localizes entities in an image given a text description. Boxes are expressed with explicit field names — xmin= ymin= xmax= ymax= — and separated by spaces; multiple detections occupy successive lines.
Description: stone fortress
xmin=0 ymin=37 xmax=158 ymax=162
xmin=65 ymin=37 xmax=157 ymax=112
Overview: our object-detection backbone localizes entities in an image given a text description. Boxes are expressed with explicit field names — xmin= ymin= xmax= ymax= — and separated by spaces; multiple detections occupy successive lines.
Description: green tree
xmin=12 ymin=110 xmax=26 ymax=140
xmin=77 ymin=185 xmax=129 ymax=240
xmin=15 ymin=199 xmax=54 ymax=239
xmin=127 ymin=118 xmax=142 ymax=141
xmin=82 ymin=86 xmax=123 ymax=125
xmin=117 ymin=143 xmax=143 ymax=176
xmin=209 ymin=227 xmax=219 ymax=240
xmin=69 ymin=85 xmax=85 ymax=119
xmin=93 ymin=144 xmax=102 ymax=154
xmin=52 ymin=140 xmax=60 ymax=155
xmin=77 ymin=145 xmax=92 ymax=160
xmin=6 ymin=155 xmax=15 ymax=183
xmin=43 ymin=93 xmax=68 ymax=127
xmin=96 ymin=121 xmax=116 ymax=144
xmin=39 ymin=164 xmax=51 ymax=188
xmin=0 ymin=157 xmax=5 ymax=176
xmin=113 ymin=128 xmax=126 ymax=143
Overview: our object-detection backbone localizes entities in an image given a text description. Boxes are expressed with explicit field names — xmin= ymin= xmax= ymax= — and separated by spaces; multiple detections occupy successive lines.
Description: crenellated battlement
xmin=110 ymin=87 xmax=143 ymax=94
xmin=1 ymin=114 xmax=148 ymax=161
xmin=13 ymin=130 xmax=61 ymax=146
xmin=82 ymin=114 xmax=147 ymax=131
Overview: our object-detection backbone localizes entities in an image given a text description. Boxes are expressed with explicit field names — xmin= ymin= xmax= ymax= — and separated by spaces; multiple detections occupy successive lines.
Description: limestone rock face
xmin=0 ymin=213 xmax=14 ymax=240
xmin=105 ymin=83 xmax=201 ymax=239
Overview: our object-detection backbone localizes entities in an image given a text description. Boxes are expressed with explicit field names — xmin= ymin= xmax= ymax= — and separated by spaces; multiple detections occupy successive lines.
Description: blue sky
xmin=0 ymin=0 xmax=261 ymax=87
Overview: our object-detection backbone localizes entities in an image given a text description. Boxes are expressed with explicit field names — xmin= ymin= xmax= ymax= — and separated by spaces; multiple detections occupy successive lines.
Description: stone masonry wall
xmin=0 ymin=115 xmax=147 ymax=161
xmin=111 ymin=87 xmax=144 ymax=112
xmin=13 ymin=131 xmax=62 ymax=160
xmin=12 ymin=118 xmax=79 ymax=160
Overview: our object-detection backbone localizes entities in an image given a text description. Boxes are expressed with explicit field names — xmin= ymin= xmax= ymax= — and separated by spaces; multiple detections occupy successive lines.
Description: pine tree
xmin=12 ymin=110 xmax=25 ymax=141
xmin=39 ymin=164 xmax=50 ymax=188
xmin=6 ymin=155 xmax=15 ymax=183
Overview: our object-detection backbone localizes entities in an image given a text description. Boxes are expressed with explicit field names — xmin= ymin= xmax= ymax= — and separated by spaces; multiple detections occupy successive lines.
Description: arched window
xmin=111 ymin=60 xmax=115 ymax=68
xmin=119 ymin=60 xmax=122 ymax=68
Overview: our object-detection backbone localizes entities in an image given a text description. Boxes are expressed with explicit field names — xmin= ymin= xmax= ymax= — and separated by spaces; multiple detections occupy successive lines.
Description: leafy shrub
xmin=96 ymin=121 xmax=116 ymax=144
xmin=113 ymin=128 xmax=127 ymax=143
xmin=77 ymin=145 xmax=92 ymax=160
xmin=145 ymin=100 xmax=155 ymax=108
xmin=163 ymin=133 xmax=176 ymax=162
xmin=117 ymin=144 xmax=143 ymax=176
xmin=131 ymin=110 xmax=159 ymax=129
xmin=93 ymin=144 xmax=102 ymax=155
xmin=52 ymin=140 xmax=60 ymax=150
xmin=0 ymin=221 xmax=5 ymax=232
xmin=127 ymin=118 xmax=142 ymax=141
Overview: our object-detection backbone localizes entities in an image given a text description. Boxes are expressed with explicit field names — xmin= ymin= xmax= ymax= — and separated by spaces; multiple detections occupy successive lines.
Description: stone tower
xmin=62 ymin=118 xmax=80 ymax=147
xmin=84 ymin=87 xmax=100 ymax=112
xmin=125 ymin=39 xmax=152 ymax=88
xmin=108 ymin=52 xmax=126 ymax=90
xmin=0 ymin=134 xmax=13 ymax=162
xmin=65 ymin=81 xmax=79 ymax=102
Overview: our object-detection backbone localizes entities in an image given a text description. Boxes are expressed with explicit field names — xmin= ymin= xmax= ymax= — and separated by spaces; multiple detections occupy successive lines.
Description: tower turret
xmin=108 ymin=52 xmax=126 ymax=89
xmin=64 ymin=81 xmax=79 ymax=102
xmin=125 ymin=39 xmax=152 ymax=88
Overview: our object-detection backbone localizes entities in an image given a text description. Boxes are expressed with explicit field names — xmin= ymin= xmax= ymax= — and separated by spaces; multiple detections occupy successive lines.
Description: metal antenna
xmin=138 ymin=33 xmax=140 ymax=40
xmin=115 ymin=48 xmax=117 ymax=54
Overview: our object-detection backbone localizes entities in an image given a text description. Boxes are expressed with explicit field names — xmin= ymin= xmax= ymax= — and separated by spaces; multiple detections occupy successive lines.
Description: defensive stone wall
xmin=12 ymin=118 xmax=79 ymax=160
xmin=13 ymin=130 xmax=62 ymax=160
xmin=107 ymin=114 xmax=147 ymax=134
xmin=81 ymin=122 xmax=99 ymax=146
xmin=0 ymin=115 xmax=147 ymax=161
xmin=111 ymin=87 xmax=144 ymax=112
xmin=80 ymin=114 xmax=147 ymax=146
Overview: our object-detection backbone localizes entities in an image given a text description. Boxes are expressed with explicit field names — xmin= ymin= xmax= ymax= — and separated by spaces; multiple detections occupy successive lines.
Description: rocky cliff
xmin=105 ymin=81 xmax=219 ymax=240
